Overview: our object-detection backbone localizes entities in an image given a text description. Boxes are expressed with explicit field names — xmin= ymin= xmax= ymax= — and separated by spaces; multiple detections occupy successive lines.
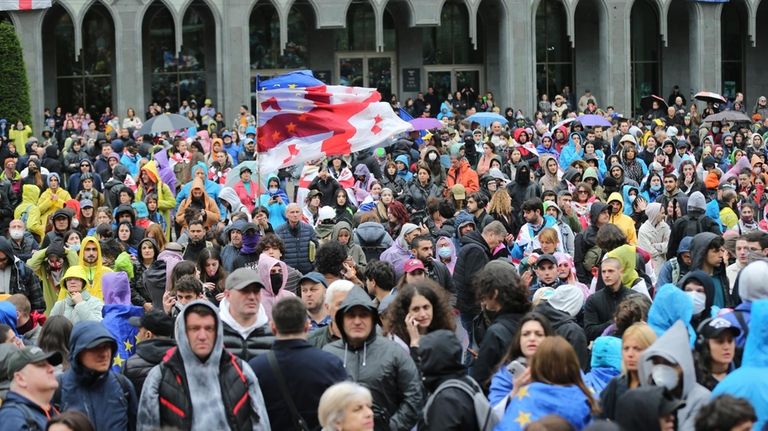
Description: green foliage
xmin=0 ymin=22 xmax=31 ymax=125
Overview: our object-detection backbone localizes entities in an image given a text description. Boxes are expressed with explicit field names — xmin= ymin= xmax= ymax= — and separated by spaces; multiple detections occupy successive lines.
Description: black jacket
xmin=221 ymin=320 xmax=275 ymax=361
xmin=419 ymin=330 xmax=481 ymax=431
xmin=249 ymin=338 xmax=347 ymax=431
xmin=123 ymin=337 xmax=176 ymax=395
xmin=599 ymin=374 xmax=630 ymax=421
xmin=667 ymin=210 xmax=721 ymax=259
xmin=425 ymin=258 xmax=454 ymax=293
xmin=453 ymin=231 xmax=491 ymax=316
xmin=308 ymin=176 xmax=342 ymax=207
xmin=573 ymin=202 xmax=608 ymax=284
xmin=584 ymin=286 xmax=639 ymax=341
xmin=469 ymin=311 xmax=522 ymax=391
xmin=0 ymin=238 xmax=44 ymax=313
xmin=535 ymin=302 xmax=590 ymax=370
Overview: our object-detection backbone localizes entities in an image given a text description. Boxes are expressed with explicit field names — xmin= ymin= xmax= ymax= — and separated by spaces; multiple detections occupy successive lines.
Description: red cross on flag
xmin=0 ymin=0 xmax=52 ymax=11
xmin=255 ymin=70 xmax=411 ymax=173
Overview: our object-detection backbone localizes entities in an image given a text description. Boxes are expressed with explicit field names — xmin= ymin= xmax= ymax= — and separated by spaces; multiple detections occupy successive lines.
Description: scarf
xmin=240 ymin=232 xmax=259 ymax=254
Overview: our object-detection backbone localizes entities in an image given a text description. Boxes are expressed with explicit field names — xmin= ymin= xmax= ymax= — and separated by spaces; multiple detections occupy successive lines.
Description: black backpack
xmin=143 ymin=259 xmax=168 ymax=309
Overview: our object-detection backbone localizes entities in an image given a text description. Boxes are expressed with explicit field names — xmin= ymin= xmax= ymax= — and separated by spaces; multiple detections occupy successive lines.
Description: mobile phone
xmin=508 ymin=360 xmax=526 ymax=376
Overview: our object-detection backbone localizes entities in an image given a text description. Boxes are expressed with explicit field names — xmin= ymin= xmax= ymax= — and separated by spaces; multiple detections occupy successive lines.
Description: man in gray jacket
xmin=323 ymin=286 xmax=423 ymax=431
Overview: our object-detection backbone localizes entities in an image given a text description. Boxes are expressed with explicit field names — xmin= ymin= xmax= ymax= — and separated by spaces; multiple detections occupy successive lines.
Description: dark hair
xmin=474 ymin=262 xmax=531 ymax=314
xmin=188 ymin=219 xmax=205 ymax=229
xmin=437 ymin=199 xmax=456 ymax=219
xmin=272 ymin=297 xmax=308 ymax=335
xmin=38 ymin=315 xmax=73 ymax=370
xmin=502 ymin=312 xmax=554 ymax=364
xmin=707 ymin=235 xmax=725 ymax=251
xmin=364 ymin=260 xmax=396 ymax=292
xmin=315 ymin=240 xmax=348 ymax=277
xmin=522 ymin=197 xmax=543 ymax=214
xmin=254 ymin=233 xmax=285 ymax=257
xmin=613 ymin=295 xmax=652 ymax=337
xmin=47 ymin=410 xmax=96 ymax=431
xmin=185 ymin=303 xmax=215 ymax=319
xmin=744 ymin=230 xmax=768 ymax=249
xmin=469 ymin=192 xmax=488 ymax=209
xmin=0 ymin=324 xmax=13 ymax=343
xmin=390 ymin=280 xmax=455 ymax=346
xmin=409 ymin=234 xmax=433 ymax=251
xmin=197 ymin=247 xmax=227 ymax=290
xmin=694 ymin=395 xmax=757 ymax=431
xmin=525 ymin=415 xmax=576 ymax=431
xmin=175 ymin=274 xmax=203 ymax=295
xmin=170 ymin=261 xmax=198 ymax=290
xmin=596 ymin=224 xmax=627 ymax=251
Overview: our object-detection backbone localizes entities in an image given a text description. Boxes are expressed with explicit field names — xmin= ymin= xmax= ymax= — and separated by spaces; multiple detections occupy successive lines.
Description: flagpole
xmin=255 ymin=73 xmax=261 ymax=196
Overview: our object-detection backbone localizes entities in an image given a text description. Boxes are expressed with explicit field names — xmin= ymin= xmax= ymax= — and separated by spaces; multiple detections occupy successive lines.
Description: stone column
xmin=689 ymin=1 xmax=722 ymax=93
xmin=503 ymin=0 xmax=536 ymax=113
xmin=219 ymin=0 xmax=251 ymax=124
xmin=112 ymin=2 xmax=144 ymax=120
xmin=602 ymin=0 xmax=632 ymax=115
xmin=12 ymin=11 xmax=46 ymax=131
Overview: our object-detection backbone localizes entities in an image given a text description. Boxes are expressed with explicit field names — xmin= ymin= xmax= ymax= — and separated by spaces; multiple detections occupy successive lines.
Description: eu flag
xmin=495 ymin=382 xmax=592 ymax=430
xmin=258 ymin=70 xmax=324 ymax=91
xmin=102 ymin=304 xmax=144 ymax=372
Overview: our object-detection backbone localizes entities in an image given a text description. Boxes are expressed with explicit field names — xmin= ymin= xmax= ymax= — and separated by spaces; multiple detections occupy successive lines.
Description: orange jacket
xmin=175 ymin=178 xmax=221 ymax=229
xmin=445 ymin=159 xmax=480 ymax=196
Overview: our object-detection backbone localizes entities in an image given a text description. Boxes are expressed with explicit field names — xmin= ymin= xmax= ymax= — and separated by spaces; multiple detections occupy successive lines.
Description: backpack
xmin=423 ymin=377 xmax=499 ymax=431
xmin=143 ymin=259 xmax=168 ymax=309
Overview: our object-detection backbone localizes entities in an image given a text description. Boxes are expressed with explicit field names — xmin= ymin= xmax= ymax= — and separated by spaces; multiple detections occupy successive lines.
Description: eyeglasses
xmin=578 ymin=190 xmax=588 ymax=194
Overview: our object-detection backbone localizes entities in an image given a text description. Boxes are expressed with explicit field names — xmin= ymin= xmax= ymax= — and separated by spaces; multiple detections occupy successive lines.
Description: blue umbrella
xmin=576 ymin=114 xmax=612 ymax=127
xmin=466 ymin=112 xmax=508 ymax=127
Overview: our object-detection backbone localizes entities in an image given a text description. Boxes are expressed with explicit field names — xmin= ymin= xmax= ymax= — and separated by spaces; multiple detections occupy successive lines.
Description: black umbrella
xmin=694 ymin=91 xmax=727 ymax=105
xmin=139 ymin=114 xmax=196 ymax=135
xmin=640 ymin=95 xmax=667 ymax=112
xmin=702 ymin=110 xmax=751 ymax=123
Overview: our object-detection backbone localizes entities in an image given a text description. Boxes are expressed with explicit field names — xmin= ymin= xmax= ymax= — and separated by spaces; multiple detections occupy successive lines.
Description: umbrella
xmin=694 ymin=91 xmax=727 ymax=105
xmin=576 ymin=114 xmax=612 ymax=127
xmin=703 ymin=111 xmax=752 ymax=123
xmin=139 ymin=114 xmax=195 ymax=135
xmin=466 ymin=112 xmax=508 ymax=127
xmin=225 ymin=161 xmax=270 ymax=189
xmin=408 ymin=118 xmax=443 ymax=131
xmin=640 ymin=95 xmax=667 ymax=112
xmin=551 ymin=118 xmax=575 ymax=132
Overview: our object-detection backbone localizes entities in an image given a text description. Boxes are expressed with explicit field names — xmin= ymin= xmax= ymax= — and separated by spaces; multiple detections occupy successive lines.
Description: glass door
xmin=424 ymin=66 xmax=484 ymax=102
xmin=335 ymin=52 xmax=397 ymax=100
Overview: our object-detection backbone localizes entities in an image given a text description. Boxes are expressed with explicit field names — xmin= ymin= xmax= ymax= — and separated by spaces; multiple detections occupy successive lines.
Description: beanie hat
xmin=687 ymin=191 xmax=706 ymax=212
xmin=47 ymin=172 xmax=60 ymax=187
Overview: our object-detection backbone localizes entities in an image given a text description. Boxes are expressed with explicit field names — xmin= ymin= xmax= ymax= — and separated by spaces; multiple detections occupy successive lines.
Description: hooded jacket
xmin=353 ymin=221 xmax=394 ymax=261
xmin=333 ymin=221 xmax=367 ymax=269
xmin=256 ymin=254 xmax=295 ymax=319
xmin=637 ymin=202 xmax=671 ymax=278
xmin=323 ymin=286 xmax=423 ymax=431
xmin=67 ymin=159 xmax=104 ymax=196
xmin=59 ymin=321 xmax=138 ymax=430
xmin=606 ymin=192 xmax=637 ymax=245
xmin=419 ymin=330 xmax=482 ymax=431
xmin=584 ymin=283 xmax=640 ymax=342
xmin=615 ymin=386 xmax=681 ymax=431
xmin=689 ymin=232 xmax=739 ymax=308
xmin=27 ymin=244 xmax=79 ymax=315
xmin=56 ymin=237 xmax=110 ymax=302
xmin=406 ymin=175 xmax=442 ymax=213
xmin=446 ymin=158 xmax=479 ymax=196
xmin=137 ymin=300 xmax=271 ymax=431
xmin=50 ymin=265 xmax=104 ymax=323
xmin=667 ymin=193 xmax=721 ymax=259
xmin=647 ymin=284 xmax=696 ymax=346
xmin=453 ymin=230 xmax=492 ymax=316
xmin=176 ymin=177 xmax=221 ymax=229
xmin=677 ymin=270 xmax=716 ymax=327
xmin=175 ymin=161 xmax=223 ymax=210
xmin=14 ymin=184 xmax=44 ymax=240
xmin=0 ymin=238 xmax=44 ymax=313
xmin=573 ymin=202 xmax=609 ymax=284
xmin=220 ymin=295 xmax=274 ymax=361
xmin=535 ymin=300 xmax=590 ymax=370
xmin=38 ymin=177 xmax=72 ymax=228
xmin=639 ymin=321 xmax=711 ymax=431
xmin=135 ymin=160 xmax=176 ymax=238
xmin=123 ymin=336 xmax=176 ymax=396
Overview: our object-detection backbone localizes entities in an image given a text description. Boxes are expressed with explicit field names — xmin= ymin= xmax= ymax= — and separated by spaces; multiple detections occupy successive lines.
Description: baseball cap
xmin=403 ymin=259 xmax=425 ymax=273
xmin=698 ymin=317 xmax=741 ymax=340
xmin=226 ymin=268 xmax=265 ymax=291
xmin=536 ymin=254 xmax=558 ymax=267
xmin=299 ymin=272 xmax=328 ymax=289
xmin=6 ymin=346 xmax=62 ymax=376
xmin=451 ymin=184 xmax=466 ymax=200
xmin=222 ymin=131 xmax=232 ymax=138
xmin=80 ymin=199 xmax=94 ymax=209
xmin=129 ymin=310 xmax=175 ymax=337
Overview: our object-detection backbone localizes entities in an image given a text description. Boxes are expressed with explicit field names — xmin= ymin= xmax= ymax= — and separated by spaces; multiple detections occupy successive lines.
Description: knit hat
xmin=737 ymin=260 xmax=768 ymax=302
xmin=548 ymin=284 xmax=585 ymax=317
xmin=687 ymin=191 xmax=706 ymax=212
xmin=401 ymin=223 xmax=420 ymax=237
xmin=45 ymin=240 xmax=66 ymax=258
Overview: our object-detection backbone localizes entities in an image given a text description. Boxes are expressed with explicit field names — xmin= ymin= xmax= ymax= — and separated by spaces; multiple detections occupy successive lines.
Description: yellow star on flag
xmin=515 ymin=411 xmax=532 ymax=428
xmin=516 ymin=385 xmax=530 ymax=400
xmin=288 ymin=84 xmax=297 ymax=89
xmin=124 ymin=339 xmax=134 ymax=352
xmin=113 ymin=354 xmax=124 ymax=368
xmin=134 ymin=335 xmax=140 ymax=345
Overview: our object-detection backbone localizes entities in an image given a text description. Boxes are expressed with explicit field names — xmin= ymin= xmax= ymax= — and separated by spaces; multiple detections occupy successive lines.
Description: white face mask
xmin=71 ymin=219 xmax=79 ymax=228
xmin=687 ymin=290 xmax=706 ymax=315
xmin=269 ymin=187 xmax=278 ymax=194
xmin=651 ymin=364 xmax=680 ymax=391
xmin=428 ymin=153 xmax=438 ymax=161
xmin=9 ymin=229 xmax=23 ymax=240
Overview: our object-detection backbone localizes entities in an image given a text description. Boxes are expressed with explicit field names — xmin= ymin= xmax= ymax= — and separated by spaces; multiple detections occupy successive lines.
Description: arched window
xmin=423 ymin=0 xmax=480 ymax=65
xmin=535 ymin=0 xmax=572 ymax=99
xmin=631 ymin=0 xmax=661 ymax=114
xmin=42 ymin=2 xmax=115 ymax=116
xmin=143 ymin=0 xmax=216 ymax=110
xmin=722 ymin=0 xmax=746 ymax=100
xmin=336 ymin=0 xmax=394 ymax=51
xmin=249 ymin=0 xmax=309 ymax=70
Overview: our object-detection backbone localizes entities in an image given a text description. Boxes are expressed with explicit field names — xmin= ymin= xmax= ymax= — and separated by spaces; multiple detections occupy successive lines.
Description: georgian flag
xmin=256 ymin=70 xmax=410 ymax=174
xmin=0 ymin=0 xmax=52 ymax=11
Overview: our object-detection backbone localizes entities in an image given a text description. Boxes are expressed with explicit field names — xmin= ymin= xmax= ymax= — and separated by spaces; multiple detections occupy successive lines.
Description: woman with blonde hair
xmin=488 ymin=188 xmax=517 ymax=235
xmin=599 ymin=322 xmax=657 ymax=420
xmin=318 ymin=382 xmax=374 ymax=431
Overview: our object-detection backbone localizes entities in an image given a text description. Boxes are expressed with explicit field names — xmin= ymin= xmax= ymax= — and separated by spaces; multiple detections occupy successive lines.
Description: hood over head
xmin=589 ymin=202 xmax=609 ymax=225
xmin=69 ymin=321 xmax=117 ymax=377
xmin=418 ymin=329 xmax=466 ymax=391
xmin=514 ymin=160 xmax=531 ymax=184
xmin=353 ymin=164 xmax=370 ymax=177
xmin=175 ymin=300 xmax=224 ymax=366
xmin=687 ymin=191 xmax=707 ymax=213
xmin=111 ymin=164 xmax=129 ymax=182
xmin=689 ymin=232 xmax=720 ymax=271
xmin=257 ymin=253 xmax=288 ymax=295
xmin=102 ymin=271 xmax=131 ymax=305
xmin=607 ymin=192 xmax=624 ymax=212
xmin=677 ymin=270 xmax=715 ymax=316
xmin=0 ymin=302 xmax=17 ymax=336
xmin=606 ymin=245 xmax=640 ymax=287
xmin=647 ymin=284 xmax=695 ymax=346
xmin=331 ymin=220 xmax=354 ymax=242
xmin=132 ymin=201 xmax=149 ymax=219
xmin=591 ymin=336 xmax=623 ymax=370
xmin=334 ymin=285 xmax=377 ymax=344
xmin=548 ymin=284 xmax=584 ymax=317
xmin=639 ymin=321 xmax=698 ymax=398
xmin=0 ymin=237 xmax=16 ymax=263
xmin=21 ymin=184 xmax=41 ymax=204
xmin=218 ymin=186 xmax=244 ymax=213
xmin=114 ymin=204 xmax=136 ymax=224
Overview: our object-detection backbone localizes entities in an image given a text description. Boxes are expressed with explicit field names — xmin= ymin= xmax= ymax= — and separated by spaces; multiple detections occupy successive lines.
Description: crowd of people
xmin=0 ymin=87 xmax=766 ymax=431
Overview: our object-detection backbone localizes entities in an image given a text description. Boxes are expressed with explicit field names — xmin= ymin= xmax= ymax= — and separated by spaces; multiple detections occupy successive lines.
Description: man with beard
xmin=182 ymin=220 xmax=212 ymax=261
xmin=176 ymin=177 xmax=221 ymax=231
xmin=410 ymin=235 xmax=454 ymax=293
xmin=512 ymin=198 xmax=564 ymax=261
xmin=506 ymin=161 xmax=541 ymax=228
xmin=64 ymin=237 xmax=111 ymax=301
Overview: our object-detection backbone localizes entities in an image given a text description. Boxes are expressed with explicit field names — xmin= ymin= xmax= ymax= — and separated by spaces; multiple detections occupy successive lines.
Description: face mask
xmin=71 ymin=219 xmax=79 ymax=228
xmin=371 ymin=193 xmax=380 ymax=200
xmin=428 ymin=153 xmax=438 ymax=161
xmin=687 ymin=291 xmax=706 ymax=314
xmin=651 ymin=364 xmax=680 ymax=391
xmin=629 ymin=195 xmax=636 ymax=203
xmin=9 ymin=229 xmax=23 ymax=240
xmin=69 ymin=243 xmax=80 ymax=252
xmin=437 ymin=246 xmax=452 ymax=258
xmin=270 ymin=273 xmax=283 ymax=290
xmin=651 ymin=184 xmax=662 ymax=192
xmin=269 ymin=187 xmax=278 ymax=194
xmin=712 ymin=127 xmax=720 ymax=134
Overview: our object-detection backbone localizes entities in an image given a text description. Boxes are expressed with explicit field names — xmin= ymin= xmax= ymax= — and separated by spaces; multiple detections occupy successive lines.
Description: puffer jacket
xmin=58 ymin=321 xmax=138 ymax=430
xmin=220 ymin=298 xmax=275 ymax=361
xmin=123 ymin=337 xmax=176 ymax=396
xmin=323 ymin=287 xmax=423 ymax=431
xmin=405 ymin=178 xmax=442 ymax=213
xmin=275 ymin=220 xmax=317 ymax=274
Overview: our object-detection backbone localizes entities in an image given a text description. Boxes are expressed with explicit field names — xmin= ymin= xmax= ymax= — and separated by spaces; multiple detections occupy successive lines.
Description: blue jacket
xmin=223 ymin=142 xmax=241 ymax=165
xmin=0 ymin=391 xmax=54 ymax=430
xmin=249 ymin=339 xmax=347 ymax=430
xmin=275 ymin=221 xmax=317 ymax=274
xmin=120 ymin=153 xmax=142 ymax=177
xmin=559 ymin=133 xmax=582 ymax=170
xmin=647 ymin=284 xmax=696 ymax=347
xmin=713 ymin=299 xmax=768 ymax=430
xmin=59 ymin=321 xmax=138 ymax=431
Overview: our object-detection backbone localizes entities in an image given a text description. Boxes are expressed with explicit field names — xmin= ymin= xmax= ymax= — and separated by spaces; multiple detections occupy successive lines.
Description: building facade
xmin=4 ymin=0 xmax=767 ymax=131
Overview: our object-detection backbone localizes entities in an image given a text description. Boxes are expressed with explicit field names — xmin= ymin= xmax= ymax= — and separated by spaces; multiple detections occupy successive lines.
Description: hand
xmin=634 ymin=196 xmax=648 ymax=212
xmin=203 ymin=282 xmax=216 ymax=291
xmin=505 ymin=233 xmax=515 ymax=244
xmin=520 ymin=270 xmax=533 ymax=289
xmin=162 ymin=291 xmax=176 ymax=315
xmin=215 ymin=292 xmax=226 ymax=302
xmin=342 ymin=261 xmax=357 ymax=281
xmin=143 ymin=302 xmax=153 ymax=312
xmin=70 ymin=291 xmax=83 ymax=305
xmin=511 ymin=368 xmax=532 ymax=398
xmin=405 ymin=313 xmax=421 ymax=347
